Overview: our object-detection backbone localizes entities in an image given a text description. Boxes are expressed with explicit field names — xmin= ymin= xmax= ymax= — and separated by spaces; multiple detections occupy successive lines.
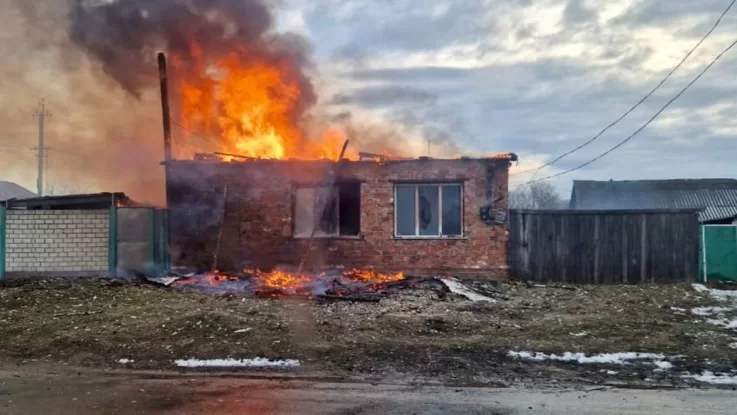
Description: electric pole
xmin=34 ymin=100 xmax=51 ymax=196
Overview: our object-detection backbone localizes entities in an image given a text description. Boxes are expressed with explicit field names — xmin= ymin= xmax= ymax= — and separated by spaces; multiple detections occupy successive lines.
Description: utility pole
xmin=34 ymin=100 xmax=51 ymax=196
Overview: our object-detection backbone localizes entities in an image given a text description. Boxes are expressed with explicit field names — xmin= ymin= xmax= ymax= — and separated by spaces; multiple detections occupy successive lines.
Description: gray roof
xmin=0 ymin=181 xmax=36 ymax=201
xmin=570 ymin=179 xmax=737 ymax=223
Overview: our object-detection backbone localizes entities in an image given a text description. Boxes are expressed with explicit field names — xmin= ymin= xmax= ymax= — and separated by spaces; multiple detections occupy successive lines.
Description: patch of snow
xmin=691 ymin=307 xmax=730 ymax=316
xmin=690 ymin=285 xmax=737 ymax=333
xmin=606 ymin=370 xmax=618 ymax=375
xmin=653 ymin=360 xmax=673 ymax=371
xmin=507 ymin=351 xmax=666 ymax=365
xmin=440 ymin=278 xmax=496 ymax=302
xmin=706 ymin=318 xmax=737 ymax=329
xmin=683 ymin=370 xmax=737 ymax=385
xmin=692 ymin=284 xmax=709 ymax=293
xmin=670 ymin=307 xmax=686 ymax=313
xmin=234 ymin=328 xmax=252 ymax=334
xmin=117 ymin=359 xmax=134 ymax=364
xmin=692 ymin=284 xmax=737 ymax=300
xmin=569 ymin=331 xmax=589 ymax=337
xmin=729 ymin=342 xmax=737 ymax=349
xmin=174 ymin=358 xmax=300 ymax=368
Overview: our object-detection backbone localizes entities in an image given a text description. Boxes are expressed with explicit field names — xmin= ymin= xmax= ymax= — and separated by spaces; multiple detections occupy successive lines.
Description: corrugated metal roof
xmin=570 ymin=179 xmax=737 ymax=223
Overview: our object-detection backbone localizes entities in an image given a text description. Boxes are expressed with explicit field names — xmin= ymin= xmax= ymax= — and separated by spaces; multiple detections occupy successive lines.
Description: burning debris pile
xmin=157 ymin=269 xmax=405 ymax=296
xmin=147 ymin=269 xmax=501 ymax=303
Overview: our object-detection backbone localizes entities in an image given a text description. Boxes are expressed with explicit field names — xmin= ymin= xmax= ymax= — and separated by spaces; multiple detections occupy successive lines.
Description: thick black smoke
xmin=70 ymin=0 xmax=314 ymax=104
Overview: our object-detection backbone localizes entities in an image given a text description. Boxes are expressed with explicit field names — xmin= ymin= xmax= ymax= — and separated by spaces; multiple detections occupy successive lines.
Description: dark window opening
xmin=294 ymin=182 xmax=360 ymax=237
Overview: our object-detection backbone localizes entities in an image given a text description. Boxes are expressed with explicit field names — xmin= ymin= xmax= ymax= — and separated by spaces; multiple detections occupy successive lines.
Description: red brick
xmin=168 ymin=158 xmax=512 ymax=278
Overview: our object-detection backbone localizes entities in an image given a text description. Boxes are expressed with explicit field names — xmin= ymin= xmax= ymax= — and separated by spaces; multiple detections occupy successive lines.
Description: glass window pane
xmin=418 ymin=185 xmax=439 ymax=236
xmin=314 ymin=186 xmax=337 ymax=236
xmin=442 ymin=185 xmax=462 ymax=236
xmin=293 ymin=187 xmax=315 ymax=237
xmin=395 ymin=186 xmax=416 ymax=236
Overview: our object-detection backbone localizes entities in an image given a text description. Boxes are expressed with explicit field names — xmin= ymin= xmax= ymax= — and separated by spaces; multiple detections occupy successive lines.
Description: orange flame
xmin=175 ymin=269 xmax=406 ymax=295
xmin=205 ymin=271 xmax=240 ymax=286
xmin=344 ymin=269 xmax=405 ymax=284
xmin=175 ymin=46 xmax=357 ymax=161
xmin=246 ymin=268 xmax=405 ymax=291
xmin=251 ymin=269 xmax=313 ymax=291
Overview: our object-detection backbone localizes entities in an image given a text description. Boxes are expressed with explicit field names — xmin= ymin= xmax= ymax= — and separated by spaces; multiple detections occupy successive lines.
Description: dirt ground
xmin=1 ymin=367 xmax=735 ymax=415
xmin=0 ymin=277 xmax=736 ymax=388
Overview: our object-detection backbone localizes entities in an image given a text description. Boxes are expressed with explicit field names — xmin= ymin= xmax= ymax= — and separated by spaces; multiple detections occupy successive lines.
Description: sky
xmin=275 ymin=0 xmax=737 ymax=195
xmin=0 ymin=0 xmax=736 ymax=203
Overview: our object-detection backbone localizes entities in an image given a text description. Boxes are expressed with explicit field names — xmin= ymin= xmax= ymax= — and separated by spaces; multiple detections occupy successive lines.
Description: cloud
xmin=329 ymin=85 xmax=436 ymax=108
xmin=291 ymin=0 xmax=737 ymax=198
xmin=3 ymin=0 xmax=737 ymax=204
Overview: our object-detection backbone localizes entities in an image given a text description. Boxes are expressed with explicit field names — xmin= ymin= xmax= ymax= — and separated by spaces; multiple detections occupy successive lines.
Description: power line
xmin=524 ymin=36 xmax=737 ymax=186
xmin=513 ymin=0 xmax=736 ymax=178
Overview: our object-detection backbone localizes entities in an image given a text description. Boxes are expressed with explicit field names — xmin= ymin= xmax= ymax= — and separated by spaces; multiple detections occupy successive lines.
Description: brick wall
xmin=168 ymin=158 xmax=512 ymax=278
xmin=5 ymin=210 xmax=109 ymax=274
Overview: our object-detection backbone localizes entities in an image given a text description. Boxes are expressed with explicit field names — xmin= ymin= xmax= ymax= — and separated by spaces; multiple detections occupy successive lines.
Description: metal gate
xmin=700 ymin=225 xmax=737 ymax=283
xmin=110 ymin=207 xmax=169 ymax=277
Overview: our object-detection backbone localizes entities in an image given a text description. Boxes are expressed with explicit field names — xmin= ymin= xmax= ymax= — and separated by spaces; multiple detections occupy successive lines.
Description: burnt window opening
xmin=394 ymin=183 xmax=462 ymax=238
xmin=293 ymin=182 xmax=361 ymax=238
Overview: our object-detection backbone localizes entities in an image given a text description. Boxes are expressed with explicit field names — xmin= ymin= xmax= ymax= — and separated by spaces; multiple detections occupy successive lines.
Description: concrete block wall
xmin=5 ymin=210 xmax=109 ymax=274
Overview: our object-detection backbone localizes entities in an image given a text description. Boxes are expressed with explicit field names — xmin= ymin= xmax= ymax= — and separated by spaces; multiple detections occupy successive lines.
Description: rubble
xmin=440 ymin=278 xmax=497 ymax=302
xmin=144 ymin=269 xmax=457 ymax=301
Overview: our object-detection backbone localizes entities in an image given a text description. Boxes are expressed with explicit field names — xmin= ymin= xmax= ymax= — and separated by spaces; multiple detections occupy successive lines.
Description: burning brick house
xmin=167 ymin=154 xmax=517 ymax=278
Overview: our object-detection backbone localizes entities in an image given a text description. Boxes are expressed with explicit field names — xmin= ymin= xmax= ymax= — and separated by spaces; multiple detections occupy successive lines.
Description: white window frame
xmin=393 ymin=183 xmax=463 ymax=238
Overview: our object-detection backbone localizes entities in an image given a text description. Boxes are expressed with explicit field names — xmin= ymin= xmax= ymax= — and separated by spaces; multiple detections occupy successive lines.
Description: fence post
xmin=148 ymin=207 xmax=156 ymax=276
xmin=640 ymin=214 xmax=648 ymax=283
xmin=108 ymin=205 xmax=118 ymax=277
xmin=0 ymin=206 xmax=5 ymax=280
xmin=162 ymin=209 xmax=170 ymax=273
xmin=593 ymin=215 xmax=600 ymax=284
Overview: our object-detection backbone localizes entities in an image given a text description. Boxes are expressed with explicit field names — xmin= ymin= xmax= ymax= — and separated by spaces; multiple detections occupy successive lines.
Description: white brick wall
xmin=5 ymin=210 xmax=109 ymax=273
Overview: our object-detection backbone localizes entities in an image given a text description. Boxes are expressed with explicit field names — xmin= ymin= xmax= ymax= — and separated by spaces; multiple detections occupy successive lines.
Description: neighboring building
xmin=167 ymin=155 xmax=517 ymax=278
xmin=569 ymin=179 xmax=737 ymax=224
xmin=0 ymin=192 xmax=161 ymax=279
xmin=4 ymin=192 xmax=132 ymax=210
xmin=0 ymin=181 xmax=36 ymax=201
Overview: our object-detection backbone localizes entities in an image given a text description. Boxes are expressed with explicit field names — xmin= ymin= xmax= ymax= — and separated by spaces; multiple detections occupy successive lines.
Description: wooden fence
xmin=508 ymin=209 xmax=700 ymax=284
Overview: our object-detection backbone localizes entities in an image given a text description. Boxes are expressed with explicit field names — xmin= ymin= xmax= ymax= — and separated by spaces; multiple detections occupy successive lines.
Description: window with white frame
xmin=394 ymin=183 xmax=462 ymax=237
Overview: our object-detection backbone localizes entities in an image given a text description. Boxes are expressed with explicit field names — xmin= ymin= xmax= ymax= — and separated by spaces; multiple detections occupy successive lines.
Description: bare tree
xmin=509 ymin=182 xmax=566 ymax=209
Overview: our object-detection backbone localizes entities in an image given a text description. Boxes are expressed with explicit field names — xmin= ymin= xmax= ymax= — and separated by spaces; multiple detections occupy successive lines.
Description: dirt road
xmin=1 ymin=369 xmax=734 ymax=414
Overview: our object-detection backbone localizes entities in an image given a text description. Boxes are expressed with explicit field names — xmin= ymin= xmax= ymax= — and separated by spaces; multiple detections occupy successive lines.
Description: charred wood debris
xmin=130 ymin=269 xmax=575 ymax=304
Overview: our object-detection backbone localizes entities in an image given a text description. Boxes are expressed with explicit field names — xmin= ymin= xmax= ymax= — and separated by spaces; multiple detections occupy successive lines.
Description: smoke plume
xmin=70 ymin=0 xmax=312 ymax=99
xmin=0 ymin=0 xmax=460 ymax=205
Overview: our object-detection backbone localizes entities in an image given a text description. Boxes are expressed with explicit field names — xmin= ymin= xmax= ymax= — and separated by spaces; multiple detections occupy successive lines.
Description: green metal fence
xmin=700 ymin=225 xmax=737 ymax=283
xmin=110 ymin=206 xmax=170 ymax=278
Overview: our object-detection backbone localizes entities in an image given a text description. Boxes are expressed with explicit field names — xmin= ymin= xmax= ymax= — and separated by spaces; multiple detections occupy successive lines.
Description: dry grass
xmin=0 ymin=277 xmax=734 ymax=386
